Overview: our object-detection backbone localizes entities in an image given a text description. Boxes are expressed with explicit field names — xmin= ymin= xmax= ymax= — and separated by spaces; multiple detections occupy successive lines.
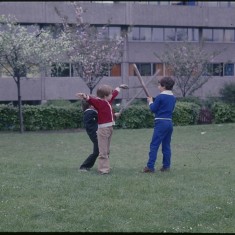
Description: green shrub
xmin=0 ymin=104 xmax=83 ymax=131
xmin=0 ymin=101 xmax=207 ymax=131
xmin=115 ymin=105 xmax=154 ymax=129
xmin=23 ymin=105 xmax=83 ymax=131
xmin=219 ymin=82 xmax=235 ymax=105
xmin=173 ymin=102 xmax=200 ymax=126
xmin=0 ymin=104 xmax=19 ymax=131
xmin=211 ymin=102 xmax=235 ymax=123
xmin=115 ymin=102 xmax=201 ymax=128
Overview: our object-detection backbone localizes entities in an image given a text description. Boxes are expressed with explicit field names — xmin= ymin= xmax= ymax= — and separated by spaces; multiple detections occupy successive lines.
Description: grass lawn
xmin=0 ymin=123 xmax=234 ymax=232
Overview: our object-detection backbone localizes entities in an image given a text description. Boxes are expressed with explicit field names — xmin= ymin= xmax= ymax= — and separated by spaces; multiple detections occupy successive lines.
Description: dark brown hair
xmin=159 ymin=76 xmax=175 ymax=90
xmin=81 ymin=100 xmax=90 ymax=112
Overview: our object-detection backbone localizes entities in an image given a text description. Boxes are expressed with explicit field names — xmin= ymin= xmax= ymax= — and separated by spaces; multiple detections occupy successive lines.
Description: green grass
xmin=0 ymin=124 xmax=234 ymax=232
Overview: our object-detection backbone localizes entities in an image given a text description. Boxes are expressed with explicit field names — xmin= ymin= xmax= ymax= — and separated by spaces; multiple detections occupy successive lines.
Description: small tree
xmin=155 ymin=42 xmax=221 ymax=97
xmin=0 ymin=15 xmax=64 ymax=133
xmin=56 ymin=2 xmax=126 ymax=94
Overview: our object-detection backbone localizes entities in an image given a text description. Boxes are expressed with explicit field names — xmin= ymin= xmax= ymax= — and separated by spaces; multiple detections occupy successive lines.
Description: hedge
xmin=1 ymin=101 xmax=234 ymax=131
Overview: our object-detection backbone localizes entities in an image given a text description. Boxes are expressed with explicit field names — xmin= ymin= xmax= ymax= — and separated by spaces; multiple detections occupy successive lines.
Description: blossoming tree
xmin=0 ymin=15 xmax=65 ymax=133
xmin=56 ymin=2 xmax=126 ymax=94
xmin=155 ymin=42 xmax=222 ymax=97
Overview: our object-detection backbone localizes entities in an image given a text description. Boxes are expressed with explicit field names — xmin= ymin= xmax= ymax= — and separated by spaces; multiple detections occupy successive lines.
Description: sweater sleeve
xmin=110 ymin=89 xmax=119 ymax=103
xmin=87 ymin=96 xmax=101 ymax=110
xmin=149 ymin=96 xmax=161 ymax=113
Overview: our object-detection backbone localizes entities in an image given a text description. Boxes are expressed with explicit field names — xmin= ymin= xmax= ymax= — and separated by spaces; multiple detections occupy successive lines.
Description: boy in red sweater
xmin=76 ymin=83 xmax=128 ymax=174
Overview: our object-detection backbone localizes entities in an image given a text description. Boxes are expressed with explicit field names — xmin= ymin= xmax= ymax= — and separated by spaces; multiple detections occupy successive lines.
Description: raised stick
xmin=118 ymin=69 xmax=160 ymax=115
xmin=133 ymin=63 xmax=151 ymax=97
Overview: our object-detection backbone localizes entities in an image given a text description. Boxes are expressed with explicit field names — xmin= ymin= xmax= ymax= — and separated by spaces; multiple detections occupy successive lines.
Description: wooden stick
xmin=118 ymin=69 xmax=160 ymax=115
xmin=133 ymin=63 xmax=151 ymax=97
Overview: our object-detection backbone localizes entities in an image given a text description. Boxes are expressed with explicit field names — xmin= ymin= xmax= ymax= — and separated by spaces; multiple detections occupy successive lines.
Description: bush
xmin=0 ymin=104 xmax=83 ymax=131
xmin=173 ymin=102 xmax=201 ymax=126
xmin=115 ymin=104 xmax=154 ymax=129
xmin=0 ymin=101 xmax=210 ymax=131
xmin=0 ymin=104 xmax=19 ymax=131
xmin=211 ymin=102 xmax=235 ymax=123
xmin=219 ymin=82 xmax=235 ymax=105
xmin=115 ymin=102 xmax=201 ymax=128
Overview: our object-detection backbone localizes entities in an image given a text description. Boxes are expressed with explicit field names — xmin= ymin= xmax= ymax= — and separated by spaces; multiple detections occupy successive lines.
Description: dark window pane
xmin=165 ymin=28 xmax=176 ymax=41
xmin=51 ymin=63 xmax=70 ymax=77
xmin=176 ymin=28 xmax=188 ymax=41
xmin=224 ymin=63 xmax=234 ymax=76
xmin=136 ymin=63 xmax=151 ymax=76
xmin=213 ymin=63 xmax=223 ymax=76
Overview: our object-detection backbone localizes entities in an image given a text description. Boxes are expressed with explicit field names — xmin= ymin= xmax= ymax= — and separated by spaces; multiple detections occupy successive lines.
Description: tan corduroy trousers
xmin=97 ymin=126 xmax=113 ymax=174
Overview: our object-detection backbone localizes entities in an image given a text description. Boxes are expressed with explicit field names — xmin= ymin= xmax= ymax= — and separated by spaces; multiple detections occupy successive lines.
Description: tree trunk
xmin=16 ymin=77 xmax=24 ymax=133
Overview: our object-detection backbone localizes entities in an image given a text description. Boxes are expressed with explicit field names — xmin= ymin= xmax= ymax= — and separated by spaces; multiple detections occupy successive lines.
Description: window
xmin=136 ymin=63 xmax=152 ymax=76
xmin=219 ymin=2 xmax=230 ymax=7
xmin=206 ymin=63 xmax=223 ymax=76
xmin=128 ymin=27 xmax=140 ymax=40
xmin=153 ymin=63 xmax=164 ymax=76
xmin=152 ymin=27 xmax=164 ymax=41
xmin=40 ymin=24 xmax=63 ymax=38
xmin=108 ymin=27 xmax=121 ymax=39
xmin=96 ymin=26 xmax=109 ymax=40
xmin=164 ymin=28 xmax=176 ymax=41
xmin=224 ymin=63 xmax=234 ymax=76
xmin=213 ymin=63 xmax=223 ymax=76
xmin=176 ymin=28 xmax=188 ymax=41
xmin=201 ymin=2 xmax=218 ymax=7
xmin=213 ymin=29 xmax=224 ymax=42
xmin=224 ymin=29 xmax=235 ymax=42
xmin=159 ymin=1 xmax=170 ymax=5
xmin=51 ymin=63 xmax=73 ymax=77
xmin=165 ymin=64 xmax=174 ymax=76
xmin=188 ymin=28 xmax=199 ymax=41
xmin=129 ymin=63 xmax=152 ymax=76
xmin=203 ymin=29 xmax=213 ymax=41
xmin=110 ymin=64 xmax=121 ymax=76
xmin=140 ymin=27 xmax=151 ymax=41
xmin=129 ymin=64 xmax=135 ymax=76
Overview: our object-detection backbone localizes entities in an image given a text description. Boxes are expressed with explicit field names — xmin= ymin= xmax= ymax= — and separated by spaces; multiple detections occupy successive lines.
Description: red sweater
xmin=87 ymin=89 xmax=119 ymax=128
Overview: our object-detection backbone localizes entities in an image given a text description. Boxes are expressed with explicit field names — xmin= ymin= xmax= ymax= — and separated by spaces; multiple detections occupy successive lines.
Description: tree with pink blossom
xmin=56 ymin=2 xmax=126 ymax=94
xmin=155 ymin=42 xmax=222 ymax=97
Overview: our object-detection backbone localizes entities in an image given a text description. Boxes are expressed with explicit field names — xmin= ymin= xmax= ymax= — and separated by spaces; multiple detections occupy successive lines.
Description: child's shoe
xmin=160 ymin=167 xmax=170 ymax=172
xmin=79 ymin=167 xmax=90 ymax=172
xmin=143 ymin=166 xmax=155 ymax=173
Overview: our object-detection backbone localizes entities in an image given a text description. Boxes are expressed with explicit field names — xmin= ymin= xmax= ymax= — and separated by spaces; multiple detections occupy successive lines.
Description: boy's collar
xmin=161 ymin=90 xmax=173 ymax=95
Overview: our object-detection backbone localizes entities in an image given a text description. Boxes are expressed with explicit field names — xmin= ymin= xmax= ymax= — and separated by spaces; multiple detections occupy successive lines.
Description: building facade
xmin=0 ymin=1 xmax=235 ymax=103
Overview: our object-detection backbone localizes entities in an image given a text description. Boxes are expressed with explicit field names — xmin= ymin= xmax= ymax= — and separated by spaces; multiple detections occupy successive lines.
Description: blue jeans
xmin=147 ymin=120 xmax=173 ymax=171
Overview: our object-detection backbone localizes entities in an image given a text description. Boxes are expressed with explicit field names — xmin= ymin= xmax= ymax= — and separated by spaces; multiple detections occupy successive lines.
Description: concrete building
xmin=0 ymin=1 xmax=235 ymax=104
